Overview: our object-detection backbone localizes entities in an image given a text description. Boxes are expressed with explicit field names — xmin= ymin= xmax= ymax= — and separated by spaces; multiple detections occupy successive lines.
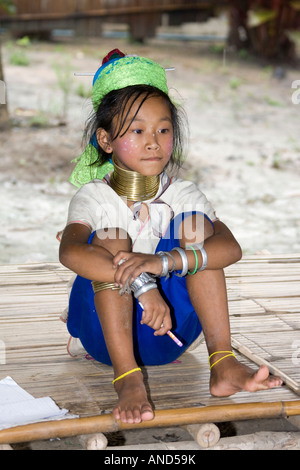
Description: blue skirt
xmin=67 ymin=212 xmax=210 ymax=366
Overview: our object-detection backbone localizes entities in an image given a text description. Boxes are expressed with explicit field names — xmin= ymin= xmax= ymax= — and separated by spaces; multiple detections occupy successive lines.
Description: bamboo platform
xmin=0 ymin=254 xmax=300 ymax=445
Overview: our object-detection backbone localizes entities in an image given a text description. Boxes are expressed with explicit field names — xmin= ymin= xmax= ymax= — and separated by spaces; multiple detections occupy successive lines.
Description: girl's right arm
xmin=59 ymin=223 xmax=116 ymax=282
xmin=60 ymin=224 xmax=172 ymax=335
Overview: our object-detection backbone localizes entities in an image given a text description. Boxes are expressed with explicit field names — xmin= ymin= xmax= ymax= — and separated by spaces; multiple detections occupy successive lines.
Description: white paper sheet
xmin=0 ymin=376 xmax=72 ymax=430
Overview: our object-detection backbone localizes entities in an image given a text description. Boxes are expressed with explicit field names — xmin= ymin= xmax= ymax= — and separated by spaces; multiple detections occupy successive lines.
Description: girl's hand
xmin=112 ymin=251 xmax=163 ymax=288
xmin=138 ymin=289 xmax=172 ymax=336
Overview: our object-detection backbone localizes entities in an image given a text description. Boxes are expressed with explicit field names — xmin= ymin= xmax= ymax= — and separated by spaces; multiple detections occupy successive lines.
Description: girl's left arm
xmin=203 ymin=219 xmax=242 ymax=269
xmin=113 ymin=220 xmax=241 ymax=287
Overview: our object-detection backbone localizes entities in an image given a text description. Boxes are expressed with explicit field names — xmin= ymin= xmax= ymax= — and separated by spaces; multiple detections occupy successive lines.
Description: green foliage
xmin=264 ymin=96 xmax=283 ymax=107
xmin=9 ymin=49 xmax=30 ymax=66
xmin=0 ymin=0 xmax=16 ymax=15
xmin=248 ymin=9 xmax=277 ymax=28
xmin=229 ymin=77 xmax=243 ymax=90
xmin=6 ymin=37 xmax=31 ymax=66
xmin=75 ymin=82 xmax=91 ymax=99
xmin=52 ymin=60 xmax=72 ymax=96
xmin=16 ymin=36 xmax=31 ymax=47
xmin=290 ymin=1 xmax=300 ymax=11
xmin=28 ymin=111 xmax=50 ymax=128
xmin=52 ymin=59 xmax=73 ymax=122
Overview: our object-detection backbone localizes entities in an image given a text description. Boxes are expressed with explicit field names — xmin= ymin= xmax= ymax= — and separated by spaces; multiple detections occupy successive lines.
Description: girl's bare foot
xmin=210 ymin=355 xmax=283 ymax=397
xmin=112 ymin=370 xmax=154 ymax=424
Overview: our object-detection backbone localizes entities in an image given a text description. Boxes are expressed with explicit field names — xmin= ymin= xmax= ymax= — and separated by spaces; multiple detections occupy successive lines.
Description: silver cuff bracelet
xmin=133 ymin=282 xmax=157 ymax=299
xmin=156 ymin=252 xmax=169 ymax=277
xmin=193 ymin=243 xmax=208 ymax=271
xmin=130 ymin=272 xmax=157 ymax=299
xmin=156 ymin=251 xmax=177 ymax=278
xmin=171 ymin=247 xmax=189 ymax=277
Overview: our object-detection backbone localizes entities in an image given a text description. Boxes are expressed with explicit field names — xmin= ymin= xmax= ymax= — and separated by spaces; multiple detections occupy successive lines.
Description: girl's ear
xmin=96 ymin=128 xmax=112 ymax=154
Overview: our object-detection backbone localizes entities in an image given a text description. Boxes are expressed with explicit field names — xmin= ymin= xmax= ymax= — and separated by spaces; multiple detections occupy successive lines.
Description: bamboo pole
xmin=1 ymin=401 xmax=300 ymax=445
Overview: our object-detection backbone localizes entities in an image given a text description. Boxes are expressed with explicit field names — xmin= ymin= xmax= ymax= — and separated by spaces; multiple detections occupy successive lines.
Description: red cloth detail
xmin=102 ymin=49 xmax=125 ymax=65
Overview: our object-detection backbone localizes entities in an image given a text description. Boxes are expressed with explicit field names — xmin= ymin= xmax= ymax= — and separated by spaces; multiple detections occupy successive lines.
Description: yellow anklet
xmin=112 ymin=368 xmax=142 ymax=385
xmin=209 ymin=351 xmax=236 ymax=370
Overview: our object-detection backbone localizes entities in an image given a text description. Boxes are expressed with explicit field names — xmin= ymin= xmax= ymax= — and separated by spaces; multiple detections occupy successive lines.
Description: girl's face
xmin=106 ymin=94 xmax=174 ymax=176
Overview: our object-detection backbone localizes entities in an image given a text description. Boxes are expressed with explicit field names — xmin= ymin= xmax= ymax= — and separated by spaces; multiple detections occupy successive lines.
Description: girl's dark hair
xmin=83 ymin=84 xmax=188 ymax=172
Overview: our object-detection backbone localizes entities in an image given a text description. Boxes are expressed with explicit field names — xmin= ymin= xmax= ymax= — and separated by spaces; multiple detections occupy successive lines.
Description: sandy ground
xmin=1 ymin=19 xmax=300 ymax=450
xmin=1 ymin=28 xmax=300 ymax=264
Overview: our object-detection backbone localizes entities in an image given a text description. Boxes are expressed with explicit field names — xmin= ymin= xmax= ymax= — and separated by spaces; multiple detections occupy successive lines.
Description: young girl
xmin=59 ymin=49 xmax=282 ymax=424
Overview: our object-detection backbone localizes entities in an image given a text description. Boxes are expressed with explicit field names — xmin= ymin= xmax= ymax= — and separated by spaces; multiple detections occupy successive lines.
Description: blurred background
xmin=0 ymin=0 xmax=299 ymax=263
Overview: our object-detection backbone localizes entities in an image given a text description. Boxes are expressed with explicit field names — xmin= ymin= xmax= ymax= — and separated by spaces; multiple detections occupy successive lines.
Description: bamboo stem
xmin=1 ymin=401 xmax=300 ymax=445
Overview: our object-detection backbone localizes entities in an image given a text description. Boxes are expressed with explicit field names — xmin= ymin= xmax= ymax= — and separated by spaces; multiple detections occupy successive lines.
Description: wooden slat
xmin=227 ymin=281 xmax=300 ymax=298
xmin=255 ymin=297 xmax=300 ymax=314
xmin=0 ymin=0 xmax=227 ymax=20
xmin=0 ymin=255 xmax=299 ymax=422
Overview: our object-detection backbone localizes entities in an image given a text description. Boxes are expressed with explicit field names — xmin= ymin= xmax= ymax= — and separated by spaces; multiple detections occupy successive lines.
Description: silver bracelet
xmin=194 ymin=243 xmax=208 ymax=271
xmin=156 ymin=252 xmax=169 ymax=277
xmin=165 ymin=252 xmax=176 ymax=272
xmin=171 ymin=247 xmax=189 ymax=277
xmin=156 ymin=251 xmax=176 ymax=277
xmin=130 ymin=272 xmax=157 ymax=299
xmin=134 ymin=282 xmax=157 ymax=299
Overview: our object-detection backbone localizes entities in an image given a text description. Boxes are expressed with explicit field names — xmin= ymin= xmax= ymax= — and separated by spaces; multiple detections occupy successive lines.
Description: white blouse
xmin=67 ymin=172 xmax=217 ymax=254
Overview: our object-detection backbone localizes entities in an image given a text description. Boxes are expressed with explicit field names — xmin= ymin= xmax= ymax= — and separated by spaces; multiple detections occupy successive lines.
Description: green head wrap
xmin=69 ymin=51 xmax=169 ymax=188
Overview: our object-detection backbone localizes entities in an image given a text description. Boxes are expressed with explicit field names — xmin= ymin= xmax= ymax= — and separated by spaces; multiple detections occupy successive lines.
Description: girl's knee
xmin=92 ymin=227 xmax=132 ymax=253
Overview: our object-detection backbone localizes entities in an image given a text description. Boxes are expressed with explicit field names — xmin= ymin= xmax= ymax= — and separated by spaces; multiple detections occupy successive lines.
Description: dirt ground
xmin=1 ymin=24 xmax=300 ymax=264
xmin=1 ymin=18 xmax=300 ymax=450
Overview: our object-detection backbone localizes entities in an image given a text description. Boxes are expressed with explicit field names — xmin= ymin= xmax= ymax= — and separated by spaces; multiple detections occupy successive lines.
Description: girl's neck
xmin=110 ymin=158 xmax=160 ymax=202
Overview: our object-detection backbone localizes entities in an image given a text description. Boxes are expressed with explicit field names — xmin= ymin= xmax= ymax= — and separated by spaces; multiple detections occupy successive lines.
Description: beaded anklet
xmin=112 ymin=367 xmax=142 ymax=385
xmin=209 ymin=351 xmax=236 ymax=370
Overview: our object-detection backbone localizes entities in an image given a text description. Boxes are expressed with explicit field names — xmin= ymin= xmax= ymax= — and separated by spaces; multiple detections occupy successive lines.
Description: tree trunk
xmin=227 ymin=0 xmax=298 ymax=61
